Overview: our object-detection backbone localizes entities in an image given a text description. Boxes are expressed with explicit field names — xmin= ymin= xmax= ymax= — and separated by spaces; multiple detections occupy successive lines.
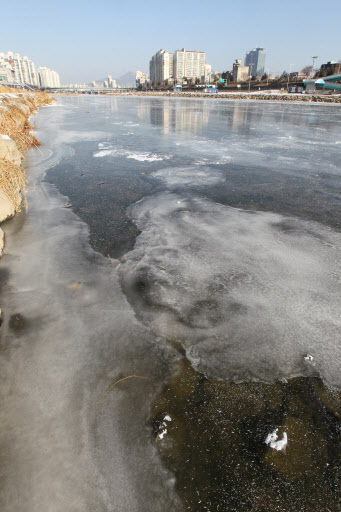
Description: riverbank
xmin=56 ymin=89 xmax=341 ymax=104
xmin=136 ymin=91 xmax=341 ymax=103
xmin=0 ymin=87 xmax=54 ymax=255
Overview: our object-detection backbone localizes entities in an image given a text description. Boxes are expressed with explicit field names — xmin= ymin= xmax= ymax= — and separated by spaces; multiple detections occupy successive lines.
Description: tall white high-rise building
xmin=173 ymin=49 xmax=206 ymax=81
xmin=149 ymin=50 xmax=173 ymax=84
xmin=107 ymin=75 xmax=117 ymax=88
xmin=0 ymin=51 xmax=59 ymax=88
xmin=0 ymin=54 xmax=14 ymax=82
xmin=0 ymin=51 xmax=38 ymax=86
xmin=38 ymin=67 xmax=61 ymax=88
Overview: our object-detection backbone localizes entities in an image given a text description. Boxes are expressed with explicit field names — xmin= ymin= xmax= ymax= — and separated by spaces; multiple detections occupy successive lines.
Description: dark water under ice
xmin=1 ymin=96 xmax=341 ymax=511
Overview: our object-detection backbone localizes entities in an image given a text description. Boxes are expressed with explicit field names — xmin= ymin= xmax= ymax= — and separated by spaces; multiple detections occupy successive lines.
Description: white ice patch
xmin=120 ymin=192 xmax=341 ymax=385
xmin=126 ymin=152 xmax=166 ymax=162
xmin=93 ymin=146 xmax=172 ymax=162
xmin=152 ymin=166 xmax=224 ymax=187
xmin=158 ymin=415 xmax=172 ymax=440
xmin=265 ymin=429 xmax=288 ymax=451
xmin=93 ymin=149 xmax=118 ymax=158
xmin=304 ymin=354 xmax=314 ymax=362
xmin=158 ymin=429 xmax=167 ymax=440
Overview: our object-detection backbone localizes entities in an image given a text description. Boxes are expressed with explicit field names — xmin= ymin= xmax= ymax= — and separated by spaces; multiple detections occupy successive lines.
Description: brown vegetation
xmin=0 ymin=88 xmax=54 ymax=211
xmin=0 ymin=160 xmax=27 ymax=211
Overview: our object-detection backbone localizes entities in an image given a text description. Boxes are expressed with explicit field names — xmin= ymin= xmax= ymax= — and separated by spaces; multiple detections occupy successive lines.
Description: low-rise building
xmin=319 ymin=61 xmax=340 ymax=77
xmin=232 ymin=59 xmax=249 ymax=82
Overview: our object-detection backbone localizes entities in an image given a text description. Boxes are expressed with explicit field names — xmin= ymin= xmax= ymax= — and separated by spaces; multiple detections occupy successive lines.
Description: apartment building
xmin=0 ymin=51 xmax=60 ymax=88
xmin=149 ymin=49 xmax=174 ymax=84
xmin=173 ymin=49 xmax=205 ymax=81
xmin=0 ymin=51 xmax=39 ymax=86
xmin=38 ymin=67 xmax=61 ymax=88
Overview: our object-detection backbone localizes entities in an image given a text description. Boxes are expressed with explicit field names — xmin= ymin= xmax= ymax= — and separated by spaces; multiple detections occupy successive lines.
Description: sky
xmin=2 ymin=0 xmax=340 ymax=84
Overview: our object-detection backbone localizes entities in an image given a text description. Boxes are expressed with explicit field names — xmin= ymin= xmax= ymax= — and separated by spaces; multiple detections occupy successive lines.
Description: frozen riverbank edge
xmin=57 ymin=90 xmax=341 ymax=104
xmin=0 ymin=86 xmax=54 ymax=256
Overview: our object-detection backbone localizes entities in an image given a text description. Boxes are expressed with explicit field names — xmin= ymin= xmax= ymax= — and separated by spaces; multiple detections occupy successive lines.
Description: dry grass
xmin=0 ymin=90 xmax=54 ymax=211
xmin=0 ymin=159 xmax=27 ymax=211
xmin=0 ymin=85 xmax=29 ymax=94
xmin=0 ymin=103 xmax=42 ymax=154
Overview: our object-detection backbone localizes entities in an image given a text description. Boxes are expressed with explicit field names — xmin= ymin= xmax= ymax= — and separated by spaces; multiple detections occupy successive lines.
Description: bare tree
xmin=301 ymin=65 xmax=312 ymax=75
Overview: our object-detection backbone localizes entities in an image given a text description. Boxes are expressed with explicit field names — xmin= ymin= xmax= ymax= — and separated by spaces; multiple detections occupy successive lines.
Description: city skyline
xmin=1 ymin=0 xmax=340 ymax=84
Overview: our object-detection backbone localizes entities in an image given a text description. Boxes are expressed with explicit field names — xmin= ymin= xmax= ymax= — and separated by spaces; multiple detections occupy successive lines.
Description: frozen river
xmin=0 ymin=96 xmax=340 ymax=511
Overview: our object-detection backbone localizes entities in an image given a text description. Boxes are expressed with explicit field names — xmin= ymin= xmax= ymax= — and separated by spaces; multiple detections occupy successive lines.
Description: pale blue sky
xmin=2 ymin=0 xmax=340 ymax=83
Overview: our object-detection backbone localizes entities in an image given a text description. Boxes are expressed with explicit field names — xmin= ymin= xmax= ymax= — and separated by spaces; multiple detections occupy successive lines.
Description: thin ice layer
xmin=120 ymin=191 xmax=341 ymax=386
xmin=0 ymin=100 xmax=182 ymax=512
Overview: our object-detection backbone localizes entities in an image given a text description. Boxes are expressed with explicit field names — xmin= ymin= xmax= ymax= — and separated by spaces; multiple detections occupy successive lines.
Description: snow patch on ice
xmin=158 ymin=414 xmax=172 ymax=440
xmin=304 ymin=354 xmax=314 ymax=362
xmin=265 ymin=429 xmax=288 ymax=451
xmin=152 ymin=166 xmax=224 ymax=187
xmin=93 ymin=145 xmax=172 ymax=162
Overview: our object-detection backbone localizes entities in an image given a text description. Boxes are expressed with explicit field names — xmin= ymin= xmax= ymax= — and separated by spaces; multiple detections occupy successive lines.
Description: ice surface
xmin=152 ymin=166 xmax=224 ymax=187
xmin=120 ymin=191 xmax=341 ymax=385
xmin=93 ymin=144 xmax=172 ymax=161
xmin=1 ymin=95 xmax=340 ymax=511
xmin=0 ymin=98 xmax=183 ymax=512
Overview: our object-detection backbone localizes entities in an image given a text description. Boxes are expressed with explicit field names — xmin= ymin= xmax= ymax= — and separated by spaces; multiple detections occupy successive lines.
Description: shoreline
xmin=0 ymin=87 xmax=54 ymax=255
xmin=55 ymin=89 xmax=341 ymax=104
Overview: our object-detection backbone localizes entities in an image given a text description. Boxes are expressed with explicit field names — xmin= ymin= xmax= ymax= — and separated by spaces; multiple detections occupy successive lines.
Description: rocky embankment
xmin=0 ymin=87 xmax=53 ymax=256
xmin=123 ymin=91 xmax=341 ymax=103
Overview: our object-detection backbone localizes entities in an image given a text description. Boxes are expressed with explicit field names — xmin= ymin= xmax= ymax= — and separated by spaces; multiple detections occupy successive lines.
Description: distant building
xmin=0 ymin=51 xmax=39 ymax=86
xmin=136 ymin=71 xmax=149 ymax=87
xmin=202 ymin=63 xmax=212 ymax=84
xmin=319 ymin=61 xmax=340 ymax=77
xmin=37 ymin=67 xmax=60 ymax=88
xmin=149 ymin=50 xmax=173 ymax=84
xmin=173 ymin=49 xmax=205 ymax=81
xmin=149 ymin=48 xmax=209 ymax=85
xmin=107 ymin=75 xmax=117 ymax=88
xmin=0 ymin=60 xmax=13 ymax=82
xmin=232 ymin=59 xmax=249 ymax=82
xmin=244 ymin=48 xmax=266 ymax=77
